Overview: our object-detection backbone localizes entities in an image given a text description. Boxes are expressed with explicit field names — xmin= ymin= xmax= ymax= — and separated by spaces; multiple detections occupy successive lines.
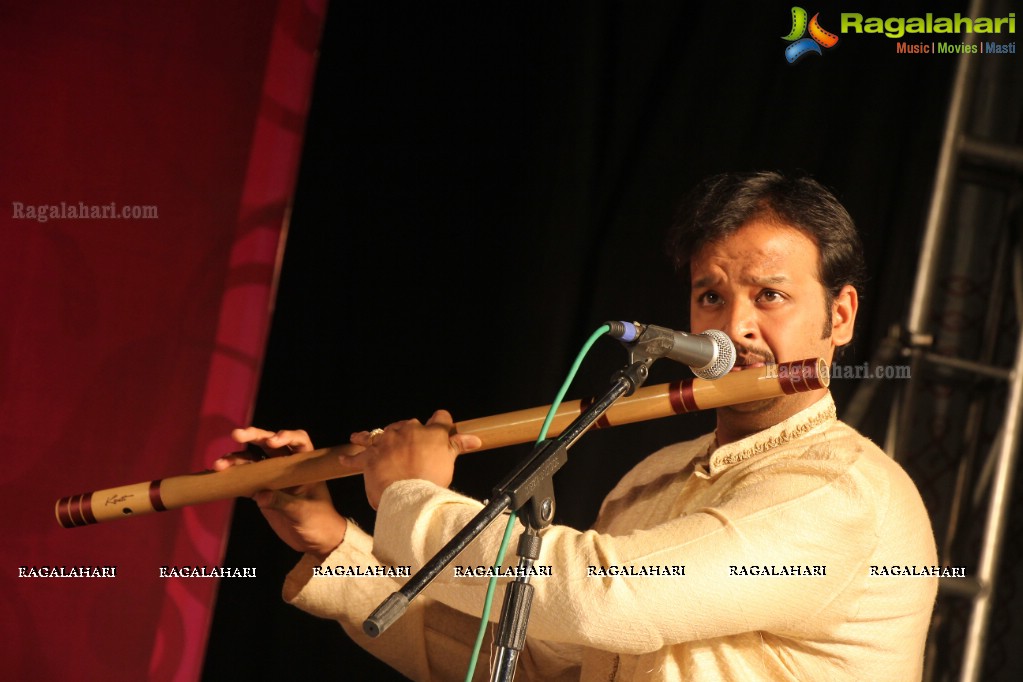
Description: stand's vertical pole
xmin=491 ymin=531 xmax=543 ymax=681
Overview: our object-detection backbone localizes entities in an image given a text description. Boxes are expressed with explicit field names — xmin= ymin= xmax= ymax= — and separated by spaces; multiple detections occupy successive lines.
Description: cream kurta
xmin=285 ymin=394 xmax=938 ymax=680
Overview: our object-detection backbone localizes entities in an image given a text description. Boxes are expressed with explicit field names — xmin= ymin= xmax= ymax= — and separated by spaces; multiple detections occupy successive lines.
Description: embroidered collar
xmin=700 ymin=393 xmax=838 ymax=477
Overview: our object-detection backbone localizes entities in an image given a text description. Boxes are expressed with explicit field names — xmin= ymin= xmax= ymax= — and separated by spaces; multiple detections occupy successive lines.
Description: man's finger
xmin=232 ymin=426 xmax=277 ymax=444
xmin=339 ymin=449 xmax=371 ymax=469
xmin=449 ymin=433 xmax=482 ymax=454
xmin=349 ymin=430 xmax=378 ymax=447
xmin=212 ymin=452 xmax=259 ymax=471
xmin=265 ymin=429 xmax=313 ymax=453
xmin=425 ymin=409 xmax=454 ymax=427
xmin=253 ymin=488 xmax=299 ymax=512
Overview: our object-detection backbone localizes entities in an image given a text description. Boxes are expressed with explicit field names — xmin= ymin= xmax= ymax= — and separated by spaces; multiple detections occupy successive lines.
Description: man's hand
xmin=213 ymin=427 xmax=347 ymax=560
xmin=348 ymin=410 xmax=482 ymax=509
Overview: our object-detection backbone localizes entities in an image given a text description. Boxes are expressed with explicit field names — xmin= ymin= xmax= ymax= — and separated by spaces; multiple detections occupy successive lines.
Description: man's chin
xmin=721 ymin=398 xmax=780 ymax=414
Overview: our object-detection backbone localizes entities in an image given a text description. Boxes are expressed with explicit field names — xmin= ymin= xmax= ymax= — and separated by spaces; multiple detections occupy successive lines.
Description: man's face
xmin=689 ymin=219 xmax=856 ymax=438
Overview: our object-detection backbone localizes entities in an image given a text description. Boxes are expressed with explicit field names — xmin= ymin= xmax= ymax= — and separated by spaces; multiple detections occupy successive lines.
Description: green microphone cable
xmin=463 ymin=324 xmax=611 ymax=681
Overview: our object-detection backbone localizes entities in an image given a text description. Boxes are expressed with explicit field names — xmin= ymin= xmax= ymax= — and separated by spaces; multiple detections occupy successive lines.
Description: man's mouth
xmin=730 ymin=359 xmax=769 ymax=372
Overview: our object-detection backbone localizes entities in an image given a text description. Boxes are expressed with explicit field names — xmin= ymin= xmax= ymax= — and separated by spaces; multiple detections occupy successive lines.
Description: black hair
xmin=666 ymin=171 xmax=866 ymax=319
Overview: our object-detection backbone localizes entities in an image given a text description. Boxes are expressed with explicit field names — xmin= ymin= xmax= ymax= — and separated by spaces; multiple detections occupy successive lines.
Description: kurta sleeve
xmin=282 ymin=395 xmax=936 ymax=680
xmin=284 ymin=518 xmax=582 ymax=680
xmin=370 ymin=455 xmax=883 ymax=656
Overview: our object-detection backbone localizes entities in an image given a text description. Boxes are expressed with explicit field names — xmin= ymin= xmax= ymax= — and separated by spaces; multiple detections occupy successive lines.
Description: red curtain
xmin=0 ymin=1 xmax=325 ymax=679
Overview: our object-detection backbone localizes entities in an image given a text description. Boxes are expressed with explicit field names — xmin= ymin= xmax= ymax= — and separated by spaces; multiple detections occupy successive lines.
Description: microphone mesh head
xmin=693 ymin=330 xmax=736 ymax=380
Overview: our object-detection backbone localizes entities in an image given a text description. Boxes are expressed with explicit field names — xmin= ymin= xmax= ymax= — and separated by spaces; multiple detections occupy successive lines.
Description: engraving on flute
xmin=105 ymin=493 xmax=134 ymax=506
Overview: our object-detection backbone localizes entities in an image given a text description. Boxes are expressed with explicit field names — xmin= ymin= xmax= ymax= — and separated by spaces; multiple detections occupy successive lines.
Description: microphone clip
xmin=620 ymin=323 xmax=678 ymax=367
xmin=609 ymin=357 xmax=653 ymax=397
xmin=609 ymin=321 xmax=683 ymax=370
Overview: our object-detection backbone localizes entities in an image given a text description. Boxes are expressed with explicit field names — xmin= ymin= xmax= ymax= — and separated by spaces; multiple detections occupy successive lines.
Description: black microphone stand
xmin=364 ymin=355 xmax=657 ymax=680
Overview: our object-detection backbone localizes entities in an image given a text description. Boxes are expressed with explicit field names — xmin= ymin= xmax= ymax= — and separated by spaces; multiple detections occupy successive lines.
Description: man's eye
xmin=759 ymin=290 xmax=784 ymax=303
xmin=697 ymin=292 xmax=721 ymax=305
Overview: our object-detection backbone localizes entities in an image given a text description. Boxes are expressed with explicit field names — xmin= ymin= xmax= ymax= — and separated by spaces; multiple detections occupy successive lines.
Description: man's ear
xmin=831 ymin=284 xmax=858 ymax=347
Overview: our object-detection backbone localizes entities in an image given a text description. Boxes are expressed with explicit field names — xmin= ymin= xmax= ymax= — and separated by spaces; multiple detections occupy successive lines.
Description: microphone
xmin=606 ymin=322 xmax=736 ymax=380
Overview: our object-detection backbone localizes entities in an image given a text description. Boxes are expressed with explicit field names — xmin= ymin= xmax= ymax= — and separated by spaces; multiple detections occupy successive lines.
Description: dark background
xmin=202 ymin=1 xmax=995 ymax=679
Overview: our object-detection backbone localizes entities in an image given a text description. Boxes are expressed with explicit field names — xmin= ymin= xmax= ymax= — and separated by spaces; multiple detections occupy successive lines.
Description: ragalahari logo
xmin=783 ymin=7 xmax=839 ymax=63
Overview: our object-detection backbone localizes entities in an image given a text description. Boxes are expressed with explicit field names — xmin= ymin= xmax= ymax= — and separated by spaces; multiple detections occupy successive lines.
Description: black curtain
xmin=204 ymin=2 xmax=984 ymax=679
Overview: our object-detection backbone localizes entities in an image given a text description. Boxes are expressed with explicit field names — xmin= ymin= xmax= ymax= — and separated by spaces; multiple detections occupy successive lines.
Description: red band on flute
xmin=68 ymin=493 xmax=96 ymax=527
xmin=56 ymin=497 xmax=75 ymax=528
xmin=149 ymin=479 xmax=167 ymax=512
xmin=803 ymin=358 xmax=825 ymax=390
xmin=779 ymin=359 xmax=821 ymax=394
xmin=669 ymin=379 xmax=698 ymax=414
xmin=668 ymin=381 xmax=684 ymax=413
xmin=71 ymin=496 xmax=83 ymax=526
xmin=779 ymin=361 xmax=799 ymax=394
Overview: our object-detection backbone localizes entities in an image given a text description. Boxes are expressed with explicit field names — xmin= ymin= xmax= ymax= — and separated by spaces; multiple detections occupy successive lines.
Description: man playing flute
xmin=217 ymin=171 xmax=938 ymax=681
